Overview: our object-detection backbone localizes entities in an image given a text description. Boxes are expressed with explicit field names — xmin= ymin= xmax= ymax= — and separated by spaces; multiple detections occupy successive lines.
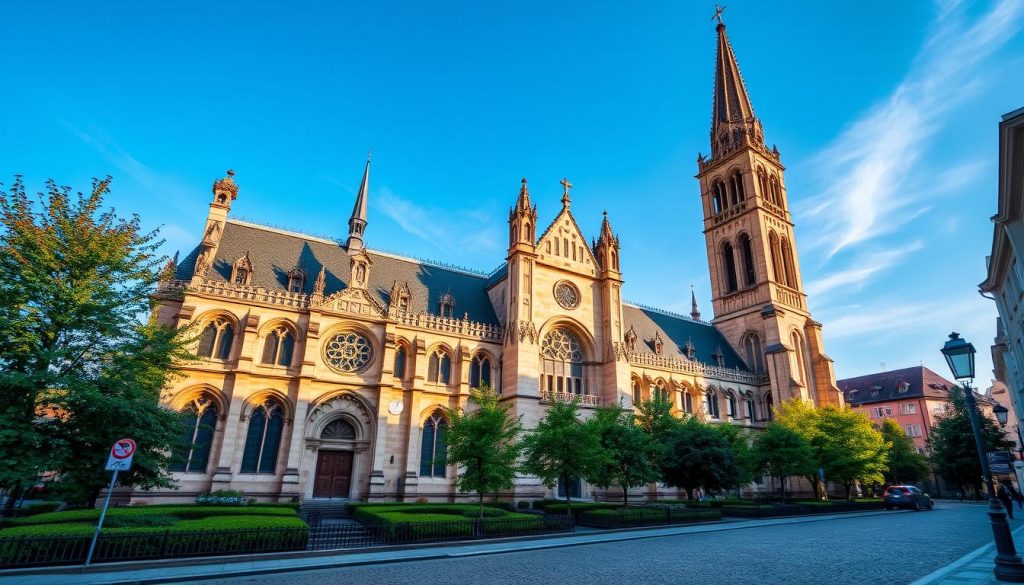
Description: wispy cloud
xmin=374 ymin=187 xmax=502 ymax=255
xmin=802 ymin=0 xmax=1023 ymax=258
xmin=805 ymin=240 xmax=924 ymax=297
xmin=821 ymin=293 xmax=992 ymax=341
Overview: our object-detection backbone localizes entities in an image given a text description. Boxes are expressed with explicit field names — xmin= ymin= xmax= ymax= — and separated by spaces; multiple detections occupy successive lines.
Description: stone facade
xmin=141 ymin=20 xmax=841 ymax=504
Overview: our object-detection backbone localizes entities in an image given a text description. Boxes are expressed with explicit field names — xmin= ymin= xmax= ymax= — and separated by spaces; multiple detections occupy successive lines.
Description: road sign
xmin=105 ymin=438 xmax=136 ymax=471
xmin=989 ymin=451 xmax=1014 ymax=475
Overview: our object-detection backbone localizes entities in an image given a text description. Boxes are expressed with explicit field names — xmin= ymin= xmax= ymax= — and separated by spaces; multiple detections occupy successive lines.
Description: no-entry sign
xmin=105 ymin=438 xmax=136 ymax=471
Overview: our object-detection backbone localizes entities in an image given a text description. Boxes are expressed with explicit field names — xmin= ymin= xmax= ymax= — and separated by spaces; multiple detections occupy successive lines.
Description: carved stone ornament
xmin=553 ymin=280 xmax=580 ymax=310
xmin=518 ymin=320 xmax=538 ymax=344
xmin=305 ymin=392 xmax=374 ymax=442
xmin=624 ymin=326 xmax=638 ymax=352
xmin=317 ymin=287 xmax=387 ymax=318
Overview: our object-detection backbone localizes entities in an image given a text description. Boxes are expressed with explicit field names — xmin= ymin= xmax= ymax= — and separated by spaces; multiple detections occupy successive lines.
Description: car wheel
xmin=928 ymin=501 xmax=935 ymax=510
xmin=913 ymin=501 xmax=922 ymax=511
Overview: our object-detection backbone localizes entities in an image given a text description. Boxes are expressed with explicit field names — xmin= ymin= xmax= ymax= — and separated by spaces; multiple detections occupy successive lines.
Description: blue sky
xmin=2 ymin=1 xmax=1022 ymax=383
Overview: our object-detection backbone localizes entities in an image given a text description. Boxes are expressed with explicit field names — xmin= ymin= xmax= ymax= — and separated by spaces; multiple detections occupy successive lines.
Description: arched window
xmin=765 ymin=392 xmax=774 ymax=421
xmin=743 ymin=333 xmax=765 ymax=373
xmin=470 ymin=354 xmax=492 ymax=388
xmin=261 ymin=326 xmax=295 ymax=367
xmin=240 ymin=400 xmax=284 ymax=474
xmin=745 ymin=396 xmax=756 ymax=420
xmin=540 ymin=329 xmax=586 ymax=396
xmin=712 ymin=181 xmax=727 ymax=215
xmin=419 ymin=411 xmax=448 ymax=478
xmin=654 ymin=380 xmax=669 ymax=402
xmin=705 ymin=389 xmax=720 ymax=419
xmin=725 ymin=391 xmax=737 ymax=419
xmin=427 ymin=349 xmax=452 ymax=385
xmin=769 ymin=231 xmax=785 ymax=284
xmin=198 ymin=317 xmax=234 ymax=360
xmin=232 ymin=254 xmax=253 ymax=286
xmin=523 ymin=222 xmax=531 ymax=242
xmin=322 ymin=419 xmax=357 ymax=440
xmin=722 ymin=242 xmax=738 ymax=293
xmin=730 ymin=171 xmax=745 ymax=204
xmin=632 ymin=380 xmax=642 ymax=405
xmin=757 ymin=167 xmax=768 ymax=199
xmin=769 ymin=175 xmax=781 ymax=206
xmin=683 ymin=391 xmax=694 ymax=413
xmin=781 ymin=237 xmax=797 ymax=289
xmin=439 ymin=293 xmax=455 ymax=319
xmin=739 ymin=233 xmax=756 ymax=287
xmin=394 ymin=344 xmax=407 ymax=380
xmin=791 ymin=331 xmax=808 ymax=385
xmin=170 ymin=395 xmax=218 ymax=473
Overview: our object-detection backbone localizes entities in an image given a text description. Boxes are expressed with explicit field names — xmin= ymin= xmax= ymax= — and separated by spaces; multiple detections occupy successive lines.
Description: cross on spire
xmin=560 ymin=177 xmax=573 ymax=207
xmin=712 ymin=3 xmax=726 ymax=25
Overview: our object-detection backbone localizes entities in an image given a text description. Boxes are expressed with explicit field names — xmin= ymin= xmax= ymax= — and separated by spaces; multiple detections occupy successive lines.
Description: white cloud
xmin=374 ymin=187 xmax=501 ymax=255
xmin=802 ymin=0 xmax=1023 ymax=258
xmin=805 ymin=240 xmax=924 ymax=297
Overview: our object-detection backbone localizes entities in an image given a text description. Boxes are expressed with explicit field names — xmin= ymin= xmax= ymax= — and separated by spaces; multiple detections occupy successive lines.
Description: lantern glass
xmin=941 ymin=332 xmax=976 ymax=381
xmin=994 ymin=403 xmax=1009 ymax=426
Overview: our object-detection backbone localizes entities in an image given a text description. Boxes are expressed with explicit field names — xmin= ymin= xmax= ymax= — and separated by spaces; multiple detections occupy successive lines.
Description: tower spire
xmin=690 ymin=284 xmax=701 ymax=321
xmin=709 ymin=15 xmax=764 ymax=157
xmin=347 ymin=152 xmax=371 ymax=252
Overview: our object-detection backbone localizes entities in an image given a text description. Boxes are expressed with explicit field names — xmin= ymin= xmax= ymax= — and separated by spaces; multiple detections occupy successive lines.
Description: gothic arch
xmin=737 ymin=231 xmax=756 ymax=287
xmin=768 ymin=230 xmax=785 ymax=284
xmin=780 ymin=236 xmax=797 ymax=288
xmin=167 ymin=384 xmax=228 ymax=416
xmin=537 ymin=317 xmax=597 ymax=361
xmin=720 ymin=239 xmax=739 ymax=293
xmin=240 ymin=389 xmax=294 ymax=421
xmin=305 ymin=391 xmax=377 ymax=442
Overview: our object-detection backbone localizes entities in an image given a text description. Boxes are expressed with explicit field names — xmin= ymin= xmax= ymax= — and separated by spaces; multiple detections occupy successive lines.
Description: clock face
xmin=388 ymin=399 xmax=404 ymax=415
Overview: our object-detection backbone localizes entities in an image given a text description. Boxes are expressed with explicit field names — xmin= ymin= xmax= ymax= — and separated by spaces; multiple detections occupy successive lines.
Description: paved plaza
xmin=174 ymin=503 xmax=1019 ymax=585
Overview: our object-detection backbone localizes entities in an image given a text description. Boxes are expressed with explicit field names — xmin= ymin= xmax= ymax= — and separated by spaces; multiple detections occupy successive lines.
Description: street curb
xmin=0 ymin=508 xmax=908 ymax=585
xmin=907 ymin=524 xmax=1024 ymax=585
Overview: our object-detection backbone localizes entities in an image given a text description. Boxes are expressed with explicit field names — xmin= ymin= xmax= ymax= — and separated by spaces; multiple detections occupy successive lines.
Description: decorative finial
xmin=603 ymin=210 xmax=608 ymax=217
xmin=226 ymin=169 xmax=235 ymax=178
xmin=367 ymin=147 xmax=373 ymax=162
xmin=712 ymin=3 xmax=726 ymax=26
xmin=560 ymin=177 xmax=573 ymax=207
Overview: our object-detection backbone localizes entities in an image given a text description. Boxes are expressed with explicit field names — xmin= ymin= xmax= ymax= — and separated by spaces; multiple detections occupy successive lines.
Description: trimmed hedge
xmin=350 ymin=504 xmax=513 ymax=525
xmin=11 ymin=505 xmax=296 ymax=527
xmin=0 ymin=515 xmax=308 ymax=538
xmin=578 ymin=507 xmax=722 ymax=528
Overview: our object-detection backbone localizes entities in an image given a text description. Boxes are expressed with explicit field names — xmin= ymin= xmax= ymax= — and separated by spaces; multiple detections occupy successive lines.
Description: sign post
xmin=85 ymin=438 xmax=136 ymax=566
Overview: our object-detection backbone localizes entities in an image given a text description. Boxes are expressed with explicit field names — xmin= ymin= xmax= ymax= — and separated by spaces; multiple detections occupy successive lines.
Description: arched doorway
xmin=312 ymin=419 xmax=357 ymax=499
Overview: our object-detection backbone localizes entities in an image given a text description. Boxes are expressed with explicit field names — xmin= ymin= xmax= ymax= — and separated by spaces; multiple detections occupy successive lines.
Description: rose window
xmin=324 ymin=332 xmax=372 ymax=372
xmin=554 ymin=281 xmax=580 ymax=310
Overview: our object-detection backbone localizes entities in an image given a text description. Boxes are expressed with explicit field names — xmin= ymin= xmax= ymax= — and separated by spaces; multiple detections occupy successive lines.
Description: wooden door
xmin=313 ymin=450 xmax=354 ymax=498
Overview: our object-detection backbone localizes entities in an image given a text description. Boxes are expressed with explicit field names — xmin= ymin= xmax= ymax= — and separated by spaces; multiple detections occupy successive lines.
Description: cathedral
xmin=147 ymin=19 xmax=842 ymax=504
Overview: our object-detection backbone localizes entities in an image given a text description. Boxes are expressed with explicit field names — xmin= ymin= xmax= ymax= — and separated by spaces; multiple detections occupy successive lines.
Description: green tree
xmin=816 ymin=407 xmax=889 ymax=500
xmin=589 ymin=406 xmax=660 ymax=506
xmin=521 ymin=400 xmax=605 ymax=512
xmin=774 ymin=398 xmax=826 ymax=498
xmin=633 ymin=396 xmax=681 ymax=477
xmin=0 ymin=176 xmax=191 ymax=506
xmin=716 ymin=423 xmax=757 ymax=497
xmin=444 ymin=386 xmax=523 ymax=517
xmin=752 ymin=423 xmax=816 ymax=500
xmin=879 ymin=419 xmax=931 ymax=486
xmin=661 ymin=417 xmax=740 ymax=500
xmin=928 ymin=385 xmax=1014 ymax=497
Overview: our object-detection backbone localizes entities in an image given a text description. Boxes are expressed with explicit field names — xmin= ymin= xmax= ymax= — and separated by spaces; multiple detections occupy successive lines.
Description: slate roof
xmin=622 ymin=304 xmax=749 ymax=371
xmin=837 ymin=366 xmax=956 ymax=406
xmin=174 ymin=220 xmax=500 ymax=325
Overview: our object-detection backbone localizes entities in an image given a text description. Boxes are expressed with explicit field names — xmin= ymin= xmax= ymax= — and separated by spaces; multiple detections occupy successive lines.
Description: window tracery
xmin=261 ymin=326 xmax=295 ymax=367
xmin=321 ymin=419 xmax=357 ymax=441
xmin=324 ymin=332 xmax=373 ymax=373
xmin=170 ymin=394 xmax=218 ymax=473
xmin=198 ymin=317 xmax=234 ymax=360
xmin=470 ymin=353 xmax=492 ymax=389
xmin=540 ymin=329 xmax=586 ymax=396
xmin=427 ymin=349 xmax=453 ymax=384
xmin=420 ymin=411 xmax=448 ymax=478
xmin=240 ymin=399 xmax=284 ymax=474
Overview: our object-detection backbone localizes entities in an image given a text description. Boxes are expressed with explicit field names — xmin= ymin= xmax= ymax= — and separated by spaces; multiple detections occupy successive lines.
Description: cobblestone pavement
xmin=197 ymin=503 xmax=1023 ymax=585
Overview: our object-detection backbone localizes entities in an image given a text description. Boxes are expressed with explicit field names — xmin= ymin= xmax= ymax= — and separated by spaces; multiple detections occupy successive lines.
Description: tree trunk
xmin=844 ymin=483 xmax=852 ymax=501
xmin=479 ymin=491 xmax=485 ymax=518
xmin=779 ymin=476 xmax=785 ymax=501
xmin=562 ymin=473 xmax=572 ymax=514
xmin=686 ymin=487 xmax=694 ymax=501
xmin=621 ymin=482 xmax=628 ymax=507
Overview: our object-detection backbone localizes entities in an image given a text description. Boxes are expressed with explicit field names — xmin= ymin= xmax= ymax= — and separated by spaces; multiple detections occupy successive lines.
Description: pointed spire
xmin=690 ymin=284 xmax=701 ymax=321
xmin=312 ymin=265 xmax=326 ymax=299
xmin=599 ymin=210 xmax=614 ymax=241
xmin=709 ymin=14 xmax=764 ymax=157
xmin=347 ymin=152 xmax=371 ymax=252
xmin=515 ymin=177 xmax=531 ymax=211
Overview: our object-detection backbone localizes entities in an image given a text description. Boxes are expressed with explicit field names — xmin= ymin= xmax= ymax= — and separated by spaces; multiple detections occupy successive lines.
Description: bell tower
xmin=695 ymin=15 xmax=842 ymax=408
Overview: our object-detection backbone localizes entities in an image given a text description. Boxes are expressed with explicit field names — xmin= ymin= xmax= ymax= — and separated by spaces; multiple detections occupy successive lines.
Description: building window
xmin=427 ymin=349 xmax=453 ymax=385
xmin=790 ymin=332 xmax=808 ymax=385
xmin=871 ymin=406 xmax=895 ymax=418
xmin=419 ymin=411 xmax=448 ymax=478
xmin=730 ymin=170 xmax=745 ymax=204
xmin=170 ymin=395 xmax=218 ymax=473
xmin=739 ymin=233 xmax=756 ymax=287
xmin=261 ymin=326 xmax=295 ymax=367
xmin=745 ymin=398 xmax=755 ymax=420
xmin=712 ymin=181 xmax=727 ymax=215
xmin=781 ymin=237 xmax=797 ymax=288
xmin=287 ymin=268 xmax=305 ymax=293
xmin=240 ymin=400 xmax=284 ymax=474
xmin=540 ymin=329 xmax=586 ymax=396
xmin=705 ymin=390 xmax=720 ymax=419
xmin=632 ymin=381 xmax=642 ymax=405
xmin=470 ymin=354 xmax=492 ymax=388
xmin=905 ymin=424 xmax=923 ymax=438
xmin=439 ymin=292 xmax=455 ymax=318
xmin=769 ymin=231 xmax=785 ymax=284
xmin=722 ymin=242 xmax=738 ymax=293
xmin=231 ymin=254 xmax=253 ymax=286
xmin=654 ymin=380 xmax=669 ymax=402
xmin=769 ymin=175 xmax=781 ymax=206
xmin=322 ymin=419 xmax=357 ymax=441
xmin=197 ymin=317 xmax=234 ymax=360
xmin=901 ymin=403 xmax=917 ymax=415
xmin=394 ymin=345 xmax=407 ymax=380
xmin=725 ymin=392 xmax=737 ymax=418
xmin=897 ymin=381 xmax=910 ymax=393
xmin=743 ymin=333 xmax=765 ymax=373
xmin=324 ymin=332 xmax=373 ymax=373
xmin=683 ymin=391 xmax=694 ymax=413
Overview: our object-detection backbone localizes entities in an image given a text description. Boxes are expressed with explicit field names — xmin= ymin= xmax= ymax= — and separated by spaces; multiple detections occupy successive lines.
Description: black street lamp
xmin=942 ymin=332 xmax=1024 ymax=582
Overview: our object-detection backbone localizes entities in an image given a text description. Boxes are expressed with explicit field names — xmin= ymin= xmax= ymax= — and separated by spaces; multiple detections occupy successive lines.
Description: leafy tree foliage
xmin=928 ymin=385 xmax=1014 ymax=496
xmin=520 ymin=400 xmax=605 ymax=512
xmin=775 ymin=399 xmax=889 ymax=499
xmin=589 ymin=406 xmax=660 ymax=505
xmin=879 ymin=419 xmax=931 ymax=486
xmin=752 ymin=423 xmax=816 ymax=500
xmin=444 ymin=386 xmax=523 ymax=517
xmin=0 ymin=177 xmax=190 ymax=506
xmin=661 ymin=417 xmax=740 ymax=500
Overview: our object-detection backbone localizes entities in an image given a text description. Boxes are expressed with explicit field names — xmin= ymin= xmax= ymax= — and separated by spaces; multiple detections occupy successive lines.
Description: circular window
xmin=324 ymin=332 xmax=373 ymax=373
xmin=554 ymin=281 xmax=580 ymax=310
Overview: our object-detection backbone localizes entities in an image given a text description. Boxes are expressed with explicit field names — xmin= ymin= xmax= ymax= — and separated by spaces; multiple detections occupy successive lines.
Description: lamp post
xmin=942 ymin=332 xmax=1024 ymax=582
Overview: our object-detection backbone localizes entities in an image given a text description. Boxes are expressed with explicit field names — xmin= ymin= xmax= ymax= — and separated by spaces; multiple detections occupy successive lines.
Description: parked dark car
xmin=884 ymin=485 xmax=934 ymax=511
